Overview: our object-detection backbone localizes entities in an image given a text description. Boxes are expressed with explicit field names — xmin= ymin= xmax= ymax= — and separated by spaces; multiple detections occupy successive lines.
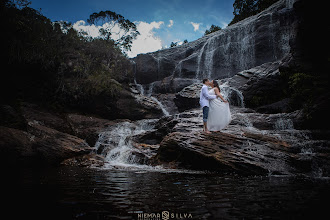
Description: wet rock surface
xmin=142 ymin=108 xmax=330 ymax=176
xmin=0 ymin=123 xmax=93 ymax=166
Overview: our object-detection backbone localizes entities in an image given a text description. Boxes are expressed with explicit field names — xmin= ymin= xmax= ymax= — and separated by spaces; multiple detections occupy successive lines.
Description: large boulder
xmin=20 ymin=102 xmax=118 ymax=146
xmin=66 ymin=114 xmax=117 ymax=146
xmin=58 ymin=77 xmax=164 ymax=120
xmin=146 ymin=108 xmax=330 ymax=176
xmin=150 ymin=77 xmax=198 ymax=94
xmin=134 ymin=54 xmax=175 ymax=84
xmin=173 ymin=83 xmax=202 ymax=112
xmin=219 ymin=61 xmax=291 ymax=113
xmin=0 ymin=123 xmax=94 ymax=166
xmin=154 ymin=131 xmax=291 ymax=175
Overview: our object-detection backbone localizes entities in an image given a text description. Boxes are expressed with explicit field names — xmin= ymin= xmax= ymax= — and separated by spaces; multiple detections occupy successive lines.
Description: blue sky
xmin=30 ymin=0 xmax=234 ymax=57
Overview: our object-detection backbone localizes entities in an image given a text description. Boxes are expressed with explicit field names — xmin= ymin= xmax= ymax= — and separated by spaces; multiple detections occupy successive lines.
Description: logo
xmin=136 ymin=210 xmax=193 ymax=220
xmin=162 ymin=211 xmax=170 ymax=220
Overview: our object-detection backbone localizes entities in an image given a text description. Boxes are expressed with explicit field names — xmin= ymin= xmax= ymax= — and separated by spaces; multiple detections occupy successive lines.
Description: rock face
xmin=133 ymin=0 xmax=298 ymax=86
xmin=156 ymin=131 xmax=289 ymax=175
xmin=174 ymin=83 xmax=202 ymax=112
xmin=0 ymin=102 xmax=120 ymax=167
xmin=173 ymin=60 xmax=291 ymax=113
xmin=63 ymin=105 xmax=329 ymax=176
xmin=149 ymin=108 xmax=330 ymax=176
xmin=0 ymin=124 xmax=93 ymax=166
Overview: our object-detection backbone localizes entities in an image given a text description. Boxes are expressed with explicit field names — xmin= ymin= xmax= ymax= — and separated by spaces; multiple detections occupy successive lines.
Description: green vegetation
xmin=279 ymin=68 xmax=330 ymax=129
xmin=229 ymin=0 xmax=279 ymax=26
xmin=87 ymin=10 xmax=139 ymax=52
xmin=204 ymin=25 xmax=222 ymax=35
xmin=170 ymin=42 xmax=178 ymax=47
xmin=1 ymin=0 xmax=134 ymax=110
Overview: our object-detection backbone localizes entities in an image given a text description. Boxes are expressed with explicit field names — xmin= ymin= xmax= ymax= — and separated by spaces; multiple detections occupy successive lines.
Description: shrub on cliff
xmin=229 ymin=0 xmax=279 ymax=25
xmin=281 ymin=71 xmax=330 ymax=129
xmin=204 ymin=25 xmax=222 ymax=35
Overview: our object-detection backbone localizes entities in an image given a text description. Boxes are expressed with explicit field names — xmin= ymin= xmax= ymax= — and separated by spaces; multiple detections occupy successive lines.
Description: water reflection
xmin=11 ymin=167 xmax=330 ymax=219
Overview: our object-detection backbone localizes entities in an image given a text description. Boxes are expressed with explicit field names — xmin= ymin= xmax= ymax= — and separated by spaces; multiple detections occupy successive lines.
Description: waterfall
xmin=274 ymin=118 xmax=294 ymax=130
xmin=150 ymin=97 xmax=170 ymax=116
xmin=196 ymin=36 xmax=216 ymax=79
xmin=134 ymin=79 xmax=144 ymax=95
xmin=95 ymin=119 xmax=159 ymax=169
xmin=174 ymin=60 xmax=183 ymax=78
xmin=132 ymin=59 xmax=170 ymax=116
xmin=196 ymin=40 xmax=208 ymax=79
xmin=134 ymin=80 xmax=170 ymax=116
xmin=219 ymin=81 xmax=245 ymax=108
xmin=134 ymin=0 xmax=297 ymax=81
xmin=146 ymin=83 xmax=170 ymax=116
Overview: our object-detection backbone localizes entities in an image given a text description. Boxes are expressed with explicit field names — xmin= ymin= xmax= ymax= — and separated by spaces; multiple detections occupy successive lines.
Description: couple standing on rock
xmin=200 ymin=78 xmax=232 ymax=133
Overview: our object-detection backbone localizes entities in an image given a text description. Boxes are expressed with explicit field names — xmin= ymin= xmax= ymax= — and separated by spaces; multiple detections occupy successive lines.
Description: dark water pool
xmin=5 ymin=167 xmax=329 ymax=219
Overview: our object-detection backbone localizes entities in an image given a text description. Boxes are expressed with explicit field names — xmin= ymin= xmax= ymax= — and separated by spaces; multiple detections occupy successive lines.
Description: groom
xmin=200 ymin=78 xmax=217 ymax=133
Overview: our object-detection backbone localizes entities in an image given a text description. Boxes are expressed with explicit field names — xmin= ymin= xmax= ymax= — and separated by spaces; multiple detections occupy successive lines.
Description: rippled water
xmin=8 ymin=167 xmax=329 ymax=219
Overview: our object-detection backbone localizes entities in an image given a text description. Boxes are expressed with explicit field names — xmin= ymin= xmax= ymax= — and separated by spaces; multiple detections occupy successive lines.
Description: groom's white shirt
xmin=200 ymin=84 xmax=217 ymax=108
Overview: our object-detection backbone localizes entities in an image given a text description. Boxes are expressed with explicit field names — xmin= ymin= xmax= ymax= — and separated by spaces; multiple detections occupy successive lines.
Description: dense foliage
xmin=204 ymin=25 xmax=222 ymax=35
xmin=229 ymin=0 xmax=279 ymax=25
xmin=0 ymin=0 xmax=134 ymax=110
xmin=87 ymin=10 xmax=139 ymax=51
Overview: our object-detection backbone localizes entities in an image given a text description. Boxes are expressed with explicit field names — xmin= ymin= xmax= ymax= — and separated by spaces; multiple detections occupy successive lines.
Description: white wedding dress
xmin=207 ymin=88 xmax=232 ymax=131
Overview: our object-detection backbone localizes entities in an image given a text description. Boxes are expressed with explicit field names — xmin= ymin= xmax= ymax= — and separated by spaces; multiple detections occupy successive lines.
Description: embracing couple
xmin=200 ymin=78 xmax=232 ymax=133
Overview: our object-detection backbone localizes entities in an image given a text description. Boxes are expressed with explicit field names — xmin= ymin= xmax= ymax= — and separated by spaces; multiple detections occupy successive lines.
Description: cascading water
xmin=95 ymin=119 xmax=161 ymax=170
xmin=136 ymin=81 xmax=170 ymax=116
xmin=218 ymin=81 xmax=245 ymax=108
xmin=132 ymin=60 xmax=170 ymax=117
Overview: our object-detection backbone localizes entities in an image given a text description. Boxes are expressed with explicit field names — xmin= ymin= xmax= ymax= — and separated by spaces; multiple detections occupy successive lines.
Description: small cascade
xmin=95 ymin=119 xmax=159 ymax=169
xmin=274 ymin=118 xmax=294 ymax=130
xmin=196 ymin=39 xmax=208 ymax=79
xmin=132 ymin=59 xmax=170 ymax=117
xmin=134 ymin=80 xmax=170 ymax=116
xmin=146 ymin=83 xmax=170 ymax=116
xmin=150 ymin=96 xmax=170 ymax=116
xmin=205 ymin=37 xmax=217 ymax=79
xmin=219 ymin=81 xmax=245 ymax=107
xmin=173 ymin=60 xmax=183 ymax=78
xmin=134 ymin=79 xmax=144 ymax=95
xmin=196 ymin=36 xmax=217 ymax=79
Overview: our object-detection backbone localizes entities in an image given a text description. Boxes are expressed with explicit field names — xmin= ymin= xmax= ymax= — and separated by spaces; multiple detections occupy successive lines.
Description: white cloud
xmin=127 ymin=21 xmax=164 ymax=58
xmin=167 ymin=20 xmax=174 ymax=28
xmin=72 ymin=20 xmax=164 ymax=58
xmin=73 ymin=20 xmax=100 ymax=38
xmin=190 ymin=22 xmax=201 ymax=32
xmin=73 ymin=20 xmax=123 ymax=41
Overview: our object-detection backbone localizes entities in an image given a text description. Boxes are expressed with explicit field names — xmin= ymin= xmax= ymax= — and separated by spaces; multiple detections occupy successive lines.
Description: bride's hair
xmin=213 ymin=80 xmax=221 ymax=92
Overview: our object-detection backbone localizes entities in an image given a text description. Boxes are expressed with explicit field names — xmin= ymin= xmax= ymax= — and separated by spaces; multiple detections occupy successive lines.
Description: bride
xmin=207 ymin=80 xmax=232 ymax=131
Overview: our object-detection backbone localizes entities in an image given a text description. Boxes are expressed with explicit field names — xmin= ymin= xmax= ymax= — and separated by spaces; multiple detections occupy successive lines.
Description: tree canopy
xmin=204 ymin=25 xmax=222 ymax=36
xmin=87 ymin=10 xmax=140 ymax=52
xmin=229 ymin=0 xmax=279 ymax=26
xmin=1 ymin=0 xmax=133 ymax=108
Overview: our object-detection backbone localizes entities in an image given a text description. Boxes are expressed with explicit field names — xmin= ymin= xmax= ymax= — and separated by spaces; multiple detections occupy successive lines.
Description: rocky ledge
xmin=0 ymin=102 xmax=123 ymax=167
xmin=131 ymin=108 xmax=330 ymax=177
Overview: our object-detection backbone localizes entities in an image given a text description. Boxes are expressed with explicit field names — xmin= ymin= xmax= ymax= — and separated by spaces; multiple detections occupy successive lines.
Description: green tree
xmin=1 ymin=0 xmax=133 ymax=108
xmin=229 ymin=0 xmax=279 ymax=26
xmin=204 ymin=25 xmax=222 ymax=35
xmin=170 ymin=42 xmax=178 ymax=47
xmin=87 ymin=10 xmax=140 ymax=51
